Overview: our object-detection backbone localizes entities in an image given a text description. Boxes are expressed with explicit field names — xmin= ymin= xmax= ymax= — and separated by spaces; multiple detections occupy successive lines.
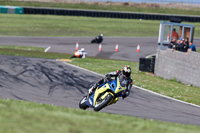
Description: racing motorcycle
xmin=79 ymin=77 xmax=126 ymax=111
xmin=91 ymin=34 xmax=103 ymax=44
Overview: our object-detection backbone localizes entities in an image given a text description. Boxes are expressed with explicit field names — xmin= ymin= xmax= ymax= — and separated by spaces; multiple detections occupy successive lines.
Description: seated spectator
xmin=183 ymin=37 xmax=189 ymax=52
xmin=185 ymin=37 xmax=189 ymax=47
xmin=175 ymin=39 xmax=182 ymax=51
xmin=187 ymin=41 xmax=196 ymax=52
xmin=174 ymin=37 xmax=187 ymax=52
xmin=168 ymin=38 xmax=177 ymax=49
xmin=179 ymin=37 xmax=188 ymax=52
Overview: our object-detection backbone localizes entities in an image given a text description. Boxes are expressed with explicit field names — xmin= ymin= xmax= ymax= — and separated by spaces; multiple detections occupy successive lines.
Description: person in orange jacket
xmin=168 ymin=28 xmax=179 ymax=41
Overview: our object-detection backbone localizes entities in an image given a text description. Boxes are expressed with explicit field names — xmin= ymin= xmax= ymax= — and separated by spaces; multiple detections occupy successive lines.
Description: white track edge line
xmin=62 ymin=62 xmax=200 ymax=108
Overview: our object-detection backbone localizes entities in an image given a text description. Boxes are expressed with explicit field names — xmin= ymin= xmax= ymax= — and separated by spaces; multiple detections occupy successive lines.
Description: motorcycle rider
xmin=70 ymin=48 xmax=87 ymax=59
xmin=88 ymin=65 xmax=132 ymax=99
xmin=91 ymin=34 xmax=103 ymax=44
xmin=97 ymin=34 xmax=103 ymax=41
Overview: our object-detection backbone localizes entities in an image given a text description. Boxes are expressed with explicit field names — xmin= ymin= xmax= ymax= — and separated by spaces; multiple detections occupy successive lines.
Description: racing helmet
xmin=80 ymin=48 xmax=85 ymax=52
xmin=122 ymin=65 xmax=131 ymax=78
xmin=100 ymin=34 xmax=103 ymax=37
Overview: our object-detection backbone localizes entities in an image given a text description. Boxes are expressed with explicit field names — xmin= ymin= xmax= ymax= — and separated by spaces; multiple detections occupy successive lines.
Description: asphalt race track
xmin=0 ymin=36 xmax=158 ymax=61
xmin=0 ymin=55 xmax=200 ymax=126
xmin=0 ymin=36 xmax=200 ymax=61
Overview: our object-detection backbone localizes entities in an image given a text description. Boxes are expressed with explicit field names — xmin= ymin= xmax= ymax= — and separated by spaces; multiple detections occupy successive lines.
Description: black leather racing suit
xmin=95 ymin=70 xmax=133 ymax=98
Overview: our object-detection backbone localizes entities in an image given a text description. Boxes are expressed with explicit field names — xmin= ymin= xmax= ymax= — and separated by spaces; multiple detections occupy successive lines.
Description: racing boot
xmin=88 ymin=83 xmax=98 ymax=95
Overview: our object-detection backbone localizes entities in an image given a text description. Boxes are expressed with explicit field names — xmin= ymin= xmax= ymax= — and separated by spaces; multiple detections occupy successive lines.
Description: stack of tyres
xmin=139 ymin=58 xmax=151 ymax=72
xmin=139 ymin=56 xmax=156 ymax=73
xmin=150 ymin=56 xmax=156 ymax=73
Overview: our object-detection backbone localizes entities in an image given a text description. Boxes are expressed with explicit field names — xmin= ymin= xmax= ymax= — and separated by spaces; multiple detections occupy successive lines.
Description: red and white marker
xmin=137 ymin=44 xmax=140 ymax=52
xmin=115 ymin=44 xmax=119 ymax=52
xmin=76 ymin=42 xmax=79 ymax=50
xmin=99 ymin=43 xmax=102 ymax=52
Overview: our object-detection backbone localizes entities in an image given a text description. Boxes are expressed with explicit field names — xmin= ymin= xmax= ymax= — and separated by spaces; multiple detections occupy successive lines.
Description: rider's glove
xmin=88 ymin=88 xmax=93 ymax=95
xmin=122 ymin=94 xmax=127 ymax=99
xmin=105 ymin=75 xmax=111 ymax=82
xmin=122 ymin=91 xmax=129 ymax=99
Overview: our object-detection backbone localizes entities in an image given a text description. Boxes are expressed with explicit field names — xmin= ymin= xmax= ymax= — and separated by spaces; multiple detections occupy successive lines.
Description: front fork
xmin=101 ymin=92 xmax=119 ymax=106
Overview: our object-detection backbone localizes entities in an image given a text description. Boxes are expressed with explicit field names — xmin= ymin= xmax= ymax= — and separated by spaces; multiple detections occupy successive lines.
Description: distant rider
xmin=70 ymin=48 xmax=87 ymax=59
xmin=97 ymin=34 xmax=103 ymax=42
xmin=91 ymin=34 xmax=103 ymax=44
xmin=88 ymin=65 xmax=133 ymax=99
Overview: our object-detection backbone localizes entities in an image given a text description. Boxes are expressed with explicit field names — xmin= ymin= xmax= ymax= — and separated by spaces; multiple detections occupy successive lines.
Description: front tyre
xmin=94 ymin=94 xmax=113 ymax=111
xmin=79 ymin=96 xmax=89 ymax=110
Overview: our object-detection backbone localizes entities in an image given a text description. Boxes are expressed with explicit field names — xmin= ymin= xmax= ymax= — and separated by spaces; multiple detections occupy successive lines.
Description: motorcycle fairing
xmin=85 ymin=77 xmax=126 ymax=107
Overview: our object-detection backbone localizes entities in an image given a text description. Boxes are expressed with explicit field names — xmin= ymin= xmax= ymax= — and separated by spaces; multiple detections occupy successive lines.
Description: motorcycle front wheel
xmin=93 ymin=94 xmax=113 ymax=111
xmin=79 ymin=96 xmax=89 ymax=110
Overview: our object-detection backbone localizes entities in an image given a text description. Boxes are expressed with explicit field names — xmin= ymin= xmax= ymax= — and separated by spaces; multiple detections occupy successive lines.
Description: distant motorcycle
xmin=79 ymin=76 xmax=127 ymax=111
xmin=91 ymin=34 xmax=103 ymax=44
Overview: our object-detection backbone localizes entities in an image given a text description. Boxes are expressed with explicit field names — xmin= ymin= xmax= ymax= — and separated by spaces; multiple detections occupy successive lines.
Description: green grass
xmin=2 ymin=0 xmax=200 ymax=16
xmin=0 ymin=14 xmax=160 ymax=37
xmin=0 ymin=45 xmax=44 ymax=51
xmin=1 ymin=98 xmax=200 ymax=133
xmin=0 ymin=48 xmax=71 ymax=59
xmin=1 ymin=14 xmax=200 ymax=37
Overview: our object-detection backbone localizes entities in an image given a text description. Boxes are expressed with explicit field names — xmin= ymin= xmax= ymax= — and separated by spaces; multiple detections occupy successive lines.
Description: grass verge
xmin=2 ymin=1 xmax=200 ymax=16
xmin=0 ymin=14 xmax=159 ymax=37
xmin=1 ymin=98 xmax=200 ymax=133
xmin=0 ymin=45 xmax=71 ymax=59
xmin=0 ymin=45 xmax=44 ymax=51
xmin=1 ymin=14 xmax=200 ymax=37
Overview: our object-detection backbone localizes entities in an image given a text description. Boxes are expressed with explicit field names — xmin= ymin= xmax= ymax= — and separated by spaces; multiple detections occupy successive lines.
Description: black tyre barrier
xmin=139 ymin=56 xmax=156 ymax=73
xmin=23 ymin=7 xmax=200 ymax=22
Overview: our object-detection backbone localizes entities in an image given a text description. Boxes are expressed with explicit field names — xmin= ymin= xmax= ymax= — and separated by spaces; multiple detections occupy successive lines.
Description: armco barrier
xmin=0 ymin=6 xmax=23 ymax=14
xmin=23 ymin=7 xmax=200 ymax=22
xmin=155 ymin=49 xmax=200 ymax=88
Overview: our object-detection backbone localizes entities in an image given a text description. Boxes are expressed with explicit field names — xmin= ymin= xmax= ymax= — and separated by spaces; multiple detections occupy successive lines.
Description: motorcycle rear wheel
xmin=79 ymin=96 xmax=89 ymax=110
xmin=91 ymin=39 xmax=96 ymax=43
xmin=94 ymin=94 xmax=113 ymax=111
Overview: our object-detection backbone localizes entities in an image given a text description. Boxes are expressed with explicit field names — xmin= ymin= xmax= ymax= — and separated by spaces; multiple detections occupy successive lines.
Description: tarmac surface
xmin=0 ymin=36 xmax=158 ymax=61
xmin=0 ymin=36 xmax=200 ymax=61
xmin=0 ymin=55 xmax=200 ymax=126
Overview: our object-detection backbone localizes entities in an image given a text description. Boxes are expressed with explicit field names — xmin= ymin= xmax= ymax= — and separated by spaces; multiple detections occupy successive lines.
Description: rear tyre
xmin=91 ymin=39 xmax=96 ymax=43
xmin=79 ymin=96 xmax=89 ymax=110
xmin=93 ymin=94 xmax=113 ymax=111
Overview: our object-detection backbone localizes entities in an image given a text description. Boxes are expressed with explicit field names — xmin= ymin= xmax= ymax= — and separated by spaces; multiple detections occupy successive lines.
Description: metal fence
xmin=23 ymin=6 xmax=200 ymax=22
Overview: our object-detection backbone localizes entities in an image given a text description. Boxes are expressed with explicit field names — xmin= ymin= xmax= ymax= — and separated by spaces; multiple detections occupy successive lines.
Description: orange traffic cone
xmin=99 ymin=43 xmax=102 ymax=52
xmin=115 ymin=44 xmax=119 ymax=52
xmin=137 ymin=44 xmax=140 ymax=52
xmin=76 ymin=42 xmax=79 ymax=50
